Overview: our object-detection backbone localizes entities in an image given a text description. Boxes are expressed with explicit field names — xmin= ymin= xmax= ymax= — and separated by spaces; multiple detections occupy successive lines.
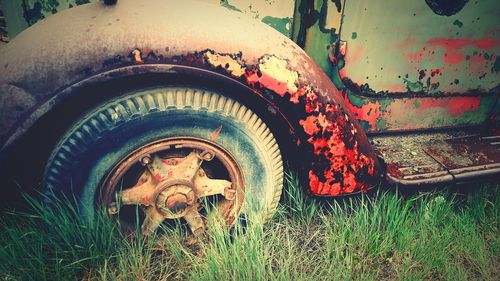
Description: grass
xmin=0 ymin=175 xmax=499 ymax=280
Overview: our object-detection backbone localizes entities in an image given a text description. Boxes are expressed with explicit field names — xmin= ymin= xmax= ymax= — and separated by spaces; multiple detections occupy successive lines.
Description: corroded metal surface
xmin=372 ymin=128 xmax=500 ymax=185
xmin=0 ymin=0 xmax=381 ymax=196
xmin=339 ymin=0 xmax=500 ymax=94
xmin=332 ymin=0 xmax=500 ymax=133
xmin=102 ymin=137 xmax=244 ymax=236
xmin=372 ymin=132 xmax=456 ymax=185
xmin=343 ymin=90 xmax=498 ymax=132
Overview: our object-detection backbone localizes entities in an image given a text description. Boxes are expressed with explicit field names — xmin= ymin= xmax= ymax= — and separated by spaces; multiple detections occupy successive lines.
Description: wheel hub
xmin=101 ymin=137 xmax=244 ymax=236
xmin=155 ymin=181 xmax=196 ymax=218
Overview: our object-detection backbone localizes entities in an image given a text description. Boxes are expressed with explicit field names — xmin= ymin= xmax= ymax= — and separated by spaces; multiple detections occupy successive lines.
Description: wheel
xmin=44 ymin=87 xmax=283 ymax=236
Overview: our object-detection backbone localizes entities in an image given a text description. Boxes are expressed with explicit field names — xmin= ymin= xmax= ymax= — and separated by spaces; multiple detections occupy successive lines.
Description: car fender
xmin=0 ymin=0 xmax=381 ymax=196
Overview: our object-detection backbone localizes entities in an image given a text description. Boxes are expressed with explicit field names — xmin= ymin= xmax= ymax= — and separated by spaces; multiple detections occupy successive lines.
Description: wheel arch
xmin=0 ymin=0 xmax=381 ymax=196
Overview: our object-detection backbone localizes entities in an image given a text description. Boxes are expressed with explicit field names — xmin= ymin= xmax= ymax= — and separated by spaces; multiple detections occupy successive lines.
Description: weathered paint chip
xmin=246 ymin=56 xmax=299 ymax=97
xmin=204 ymin=52 xmax=245 ymax=77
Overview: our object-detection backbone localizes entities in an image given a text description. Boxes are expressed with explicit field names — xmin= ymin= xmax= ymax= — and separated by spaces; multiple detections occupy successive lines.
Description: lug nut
xmin=140 ymin=155 xmax=152 ymax=166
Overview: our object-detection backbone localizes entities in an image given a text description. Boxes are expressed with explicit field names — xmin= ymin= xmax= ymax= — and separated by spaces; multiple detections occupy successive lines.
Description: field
xmin=0 ymin=175 xmax=499 ymax=280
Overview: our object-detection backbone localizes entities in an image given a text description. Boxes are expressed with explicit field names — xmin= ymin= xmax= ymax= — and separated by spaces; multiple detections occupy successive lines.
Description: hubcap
xmin=101 ymin=137 xmax=244 ymax=237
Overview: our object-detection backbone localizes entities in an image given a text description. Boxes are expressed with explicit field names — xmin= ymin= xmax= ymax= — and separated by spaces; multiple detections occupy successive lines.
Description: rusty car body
xmin=0 ymin=0 xmax=498 ymax=230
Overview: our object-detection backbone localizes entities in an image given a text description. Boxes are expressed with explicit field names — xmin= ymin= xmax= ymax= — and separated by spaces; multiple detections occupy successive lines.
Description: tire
xmin=43 ymin=86 xmax=283 ymax=233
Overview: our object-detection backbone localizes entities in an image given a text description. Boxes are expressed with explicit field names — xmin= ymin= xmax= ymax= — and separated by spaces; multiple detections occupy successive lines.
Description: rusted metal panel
xmin=0 ymin=0 xmax=381 ymax=196
xmin=426 ymin=134 xmax=500 ymax=179
xmin=372 ymin=133 xmax=452 ymax=185
xmin=371 ymin=129 xmax=500 ymax=186
xmin=343 ymin=91 xmax=498 ymax=132
xmin=333 ymin=0 xmax=500 ymax=133
xmin=339 ymin=0 xmax=500 ymax=95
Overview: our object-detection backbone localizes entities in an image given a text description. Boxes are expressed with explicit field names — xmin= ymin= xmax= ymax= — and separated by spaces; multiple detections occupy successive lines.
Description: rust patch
xmin=299 ymin=98 xmax=375 ymax=195
xmin=130 ymin=49 xmax=144 ymax=64
xmin=201 ymin=50 xmax=378 ymax=195
xmin=92 ymin=48 xmax=380 ymax=196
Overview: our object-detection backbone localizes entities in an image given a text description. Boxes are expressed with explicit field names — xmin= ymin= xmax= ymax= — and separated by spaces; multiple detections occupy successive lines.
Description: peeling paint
xmin=130 ymin=49 xmax=144 ymax=64
xmin=219 ymin=0 xmax=242 ymax=12
xmin=204 ymin=51 xmax=245 ymax=77
xmin=261 ymin=16 xmax=292 ymax=36
xmin=201 ymin=49 xmax=377 ymax=195
xmin=246 ymin=55 xmax=299 ymax=98
xmin=114 ymin=47 xmax=378 ymax=195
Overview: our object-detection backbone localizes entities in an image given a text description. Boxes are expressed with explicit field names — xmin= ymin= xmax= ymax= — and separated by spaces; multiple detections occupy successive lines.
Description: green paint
xmin=261 ymin=16 xmax=292 ymax=37
xmin=75 ymin=0 xmax=91 ymax=5
xmin=351 ymin=32 xmax=357 ymax=40
xmin=403 ymin=78 xmax=423 ymax=92
xmin=453 ymin=19 xmax=463 ymax=28
xmin=21 ymin=0 xmax=63 ymax=26
xmin=330 ymin=64 xmax=345 ymax=89
xmin=220 ymin=0 xmax=242 ymax=12
xmin=375 ymin=118 xmax=388 ymax=131
xmin=22 ymin=1 xmax=44 ymax=26
xmin=300 ymin=0 xmax=335 ymax=77
xmin=379 ymin=98 xmax=394 ymax=112
xmin=346 ymin=91 xmax=370 ymax=107
xmin=492 ymin=56 xmax=500 ymax=73
xmin=358 ymin=120 xmax=371 ymax=132
xmin=452 ymin=96 xmax=495 ymax=124
xmin=484 ymin=53 xmax=491 ymax=60
xmin=75 ymin=0 xmax=90 ymax=5
xmin=402 ymin=77 xmax=440 ymax=94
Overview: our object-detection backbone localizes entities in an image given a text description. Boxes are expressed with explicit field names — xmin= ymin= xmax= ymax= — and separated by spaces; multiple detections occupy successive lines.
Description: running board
xmin=370 ymin=128 xmax=500 ymax=186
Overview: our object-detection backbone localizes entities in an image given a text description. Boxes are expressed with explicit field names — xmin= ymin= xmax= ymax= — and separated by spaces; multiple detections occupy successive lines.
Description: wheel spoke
xmin=146 ymin=155 xmax=175 ymax=182
xmin=193 ymin=174 xmax=235 ymax=199
xmin=120 ymin=174 xmax=157 ymax=206
xmin=174 ymin=151 xmax=204 ymax=181
xmin=183 ymin=207 xmax=206 ymax=237
xmin=141 ymin=206 xmax=166 ymax=235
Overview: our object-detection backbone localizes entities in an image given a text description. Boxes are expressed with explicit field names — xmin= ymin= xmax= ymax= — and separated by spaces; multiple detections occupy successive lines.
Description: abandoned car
xmin=0 ymin=0 xmax=498 ymax=235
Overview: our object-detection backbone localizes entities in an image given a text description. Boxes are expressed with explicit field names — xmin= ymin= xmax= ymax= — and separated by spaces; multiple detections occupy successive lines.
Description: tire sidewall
xmin=45 ymin=88 xmax=281 ymax=222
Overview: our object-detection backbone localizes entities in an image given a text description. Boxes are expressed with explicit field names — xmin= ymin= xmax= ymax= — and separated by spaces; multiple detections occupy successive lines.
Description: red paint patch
xmin=299 ymin=115 xmax=320 ymax=135
xmin=300 ymin=91 xmax=376 ymax=196
xmin=427 ymin=38 xmax=499 ymax=65
xmin=418 ymin=97 xmax=481 ymax=116
xmin=406 ymin=49 xmax=428 ymax=63
xmin=154 ymin=173 xmax=162 ymax=181
xmin=343 ymin=94 xmax=382 ymax=130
